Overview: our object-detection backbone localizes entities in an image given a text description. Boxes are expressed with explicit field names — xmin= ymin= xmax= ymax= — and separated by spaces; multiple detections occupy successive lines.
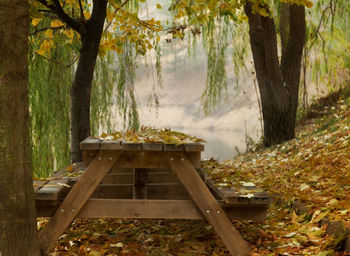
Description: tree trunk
xmin=70 ymin=0 xmax=107 ymax=162
xmin=244 ymin=3 xmax=305 ymax=147
xmin=0 ymin=1 xmax=40 ymax=255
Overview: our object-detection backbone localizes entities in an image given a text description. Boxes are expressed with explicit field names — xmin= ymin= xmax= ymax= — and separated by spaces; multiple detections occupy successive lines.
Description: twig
xmin=35 ymin=0 xmax=82 ymax=34
xmin=36 ymin=53 xmax=78 ymax=68
xmin=78 ymin=0 xmax=85 ymax=21
xmin=305 ymin=6 xmax=330 ymax=54
xmin=104 ymin=0 xmax=130 ymax=33
xmin=29 ymin=25 xmax=64 ymax=36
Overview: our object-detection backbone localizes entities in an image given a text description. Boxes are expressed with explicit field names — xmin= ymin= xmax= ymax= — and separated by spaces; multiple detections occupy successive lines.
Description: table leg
xmin=167 ymin=152 xmax=251 ymax=256
xmin=39 ymin=151 xmax=121 ymax=254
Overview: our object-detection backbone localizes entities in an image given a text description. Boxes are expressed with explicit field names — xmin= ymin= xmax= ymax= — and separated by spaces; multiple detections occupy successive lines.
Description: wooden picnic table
xmin=34 ymin=137 xmax=270 ymax=255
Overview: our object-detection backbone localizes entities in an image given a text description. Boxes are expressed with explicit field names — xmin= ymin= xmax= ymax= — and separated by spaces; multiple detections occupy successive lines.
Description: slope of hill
xmin=202 ymin=87 xmax=350 ymax=255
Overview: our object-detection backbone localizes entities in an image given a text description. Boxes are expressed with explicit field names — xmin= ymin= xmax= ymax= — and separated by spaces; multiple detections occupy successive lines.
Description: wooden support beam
xmin=167 ymin=152 xmax=251 ymax=256
xmin=133 ymin=168 xmax=148 ymax=199
xmin=111 ymin=151 xmax=201 ymax=169
xmin=38 ymin=151 xmax=121 ymax=254
xmin=77 ymin=199 xmax=203 ymax=219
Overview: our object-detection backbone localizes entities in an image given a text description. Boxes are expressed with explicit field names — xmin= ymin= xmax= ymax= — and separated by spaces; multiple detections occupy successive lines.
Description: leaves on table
xmin=99 ymin=126 xmax=206 ymax=145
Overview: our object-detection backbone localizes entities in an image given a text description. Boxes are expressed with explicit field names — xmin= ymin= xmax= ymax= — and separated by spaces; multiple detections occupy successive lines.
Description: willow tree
xmin=30 ymin=0 xmax=161 ymax=162
xmin=0 ymin=0 xmax=40 ymax=255
xmin=244 ymin=2 xmax=306 ymax=146
xmin=172 ymin=0 xmax=311 ymax=147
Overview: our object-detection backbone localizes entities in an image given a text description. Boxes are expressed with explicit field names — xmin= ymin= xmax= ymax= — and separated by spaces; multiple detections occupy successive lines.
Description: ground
xmin=40 ymin=89 xmax=350 ymax=256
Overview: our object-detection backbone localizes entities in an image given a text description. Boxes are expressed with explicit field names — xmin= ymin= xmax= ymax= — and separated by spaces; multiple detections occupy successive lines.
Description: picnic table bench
xmin=34 ymin=137 xmax=270 ymax=255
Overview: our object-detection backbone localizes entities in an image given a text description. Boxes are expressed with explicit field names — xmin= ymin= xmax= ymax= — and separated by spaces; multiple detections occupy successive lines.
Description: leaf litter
xmin=38 ymin=94 xmax=350 ymax=255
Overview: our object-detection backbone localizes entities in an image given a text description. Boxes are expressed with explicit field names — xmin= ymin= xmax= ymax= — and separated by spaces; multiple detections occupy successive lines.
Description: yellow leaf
xmin=45 ymin=29 xmax=53 ymax=38
xmin=310 ymin=210 xmax=329 ymax=223
xmin=37 ymin=39 xmax=53 ymax=56
xmin=31 ymin=18 xmax=41 ymax=26
xmin=64 ymin=29 xmax=74 ymax=39
xmin=326 ymin=198 xmax=338 ymax=208
xmin=65 ymin=165 xmax=74 ymax=171
xmin=50 ymin=19 xmax=64 ymax=28
xmin=156 ymin=3 xmax=162 ymax=9
xmin=83 ymin=10 xmax=91 ymax=19
xmin=305 ymin=1 xmax=313 ymax=8
xmin=258 ymin=7 xmax=268 ymax=17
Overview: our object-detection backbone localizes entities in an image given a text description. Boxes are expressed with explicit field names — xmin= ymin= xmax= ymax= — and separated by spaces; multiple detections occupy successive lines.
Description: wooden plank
xmin=133 ymin=169 xmax=148 ymax=199
xmin=147 ymin=183 xmax=190 ymax=200
xmin=108 ymin=167 xmax=134 ymax=174
xmin=148 ymin=171 xmax=179 ymax=183
xmin=184 ymin=143 xmax=204 ymax=152
xmin=82 ymin=150 xmax=98 ymax=167
xmin=35 ymin=169 xmax=72 ymax=201
xmin=101 ymin=170 xmax=179 ymax=184
xmin=163 ymin=144 xmax=184 ymax=151
xmin=92 ymin=184 xmax=133 ymax=199
xmin=90 ymin=183 xmax=189 ymax=200
xmin=167 ymin=152 xmax=251 ymax=256
xmin=77 ymin=199 xmax=203 ymax=219
xmin=221 ymin=204 xmax=269 ymax=221
xmin=33 ymin=179 xmax=50 ymax=193
xmin=80 ymin=137 xmax=101 ymax=150
xmin=121 ymin=141 xmax=142 ymax=151
xmin=142 ymin=143 xmax=163 ymax=151
xmin=101 ymin=173 xmax=134 ymax=184
xmin=36 ymin=205 xmax=59 ymax=217
xmin=36 ymin=201 xmax=269 ymax=221
xmin=249 ymin=192 xmax=271 ymax=205
xmin=185 ymin=152 xmax=201 ymax=170
xmin=205 ymin=178 xmax=270 ymax=205
xmin=113 ymin=151 xmax=201 ymax=169
xmin=100 ymin=140 xmax=121 ymax=150
xmin=38 ymin=151 xmax=121 ymax=254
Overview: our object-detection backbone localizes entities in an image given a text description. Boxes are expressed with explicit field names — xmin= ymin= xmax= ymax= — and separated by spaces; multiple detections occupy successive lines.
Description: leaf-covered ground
xmin=43 ymin=91 xmax=350 ymax=256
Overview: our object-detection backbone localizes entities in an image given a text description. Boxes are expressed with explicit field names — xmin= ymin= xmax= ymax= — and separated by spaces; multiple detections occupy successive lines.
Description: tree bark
xmin=70 ymin=0 xmax=107 ymax=162
xmin=244 ymin=2 xmax=305 ymax=147
xmin=0 ymin=1 xmax=40 ymax=255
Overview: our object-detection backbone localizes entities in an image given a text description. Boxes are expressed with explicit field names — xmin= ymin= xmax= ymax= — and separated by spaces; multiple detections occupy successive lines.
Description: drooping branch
xmin=36 ymin=53 xmax=78 ymax=67
xmin=35 ymin=0 xmax=82 ymax=33
xmin=104 ymin=0 xmax=130 ymax=33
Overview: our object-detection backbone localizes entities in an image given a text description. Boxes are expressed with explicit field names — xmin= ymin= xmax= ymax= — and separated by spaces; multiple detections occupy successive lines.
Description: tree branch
xmin=104 ymin=0 xmax=130 ymax=33
xmin=29 ymin=25 xmax=64 ymax=36
xmin=35 ymin=52 xmax=78 ymax=68
xmin=35 ymin=0 xmax=82 ymax=34
xmin=78 ymin=0 xmax=85 ymax=21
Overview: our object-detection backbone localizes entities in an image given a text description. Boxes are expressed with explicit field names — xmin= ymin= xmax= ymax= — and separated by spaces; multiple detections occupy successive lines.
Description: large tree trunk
xmin=70 ymin=0 xmax=107 ymax=162
xmin=0 ymin=1 xmax=40 ymax=255
xmin=244 ymin=3 xmax=305 ymax=147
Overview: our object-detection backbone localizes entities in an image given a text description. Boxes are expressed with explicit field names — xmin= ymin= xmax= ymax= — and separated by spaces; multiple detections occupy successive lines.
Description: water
xmin=174 ymin=127 xmax=248 ymax=161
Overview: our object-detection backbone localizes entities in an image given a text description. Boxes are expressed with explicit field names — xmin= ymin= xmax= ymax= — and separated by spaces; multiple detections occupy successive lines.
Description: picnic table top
xmin=80 ymin=136 xmax=205 ymax=152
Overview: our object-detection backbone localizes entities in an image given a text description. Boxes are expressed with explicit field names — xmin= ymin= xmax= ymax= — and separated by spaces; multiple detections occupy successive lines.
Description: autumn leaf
xmin=37 ymin=39 xmax=53 ymax=56
xmin=50 ymin=19 xmax=64 ymax=28
xmin=64 ymin=29 xmax=74 ymax=39
xmin=305 ymin=0 xmax=314 ymax=8
xmin=31 ymin=18 xmax=41 ymax=26
xmin=45 ymin=29 xmax=53 ymax=38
